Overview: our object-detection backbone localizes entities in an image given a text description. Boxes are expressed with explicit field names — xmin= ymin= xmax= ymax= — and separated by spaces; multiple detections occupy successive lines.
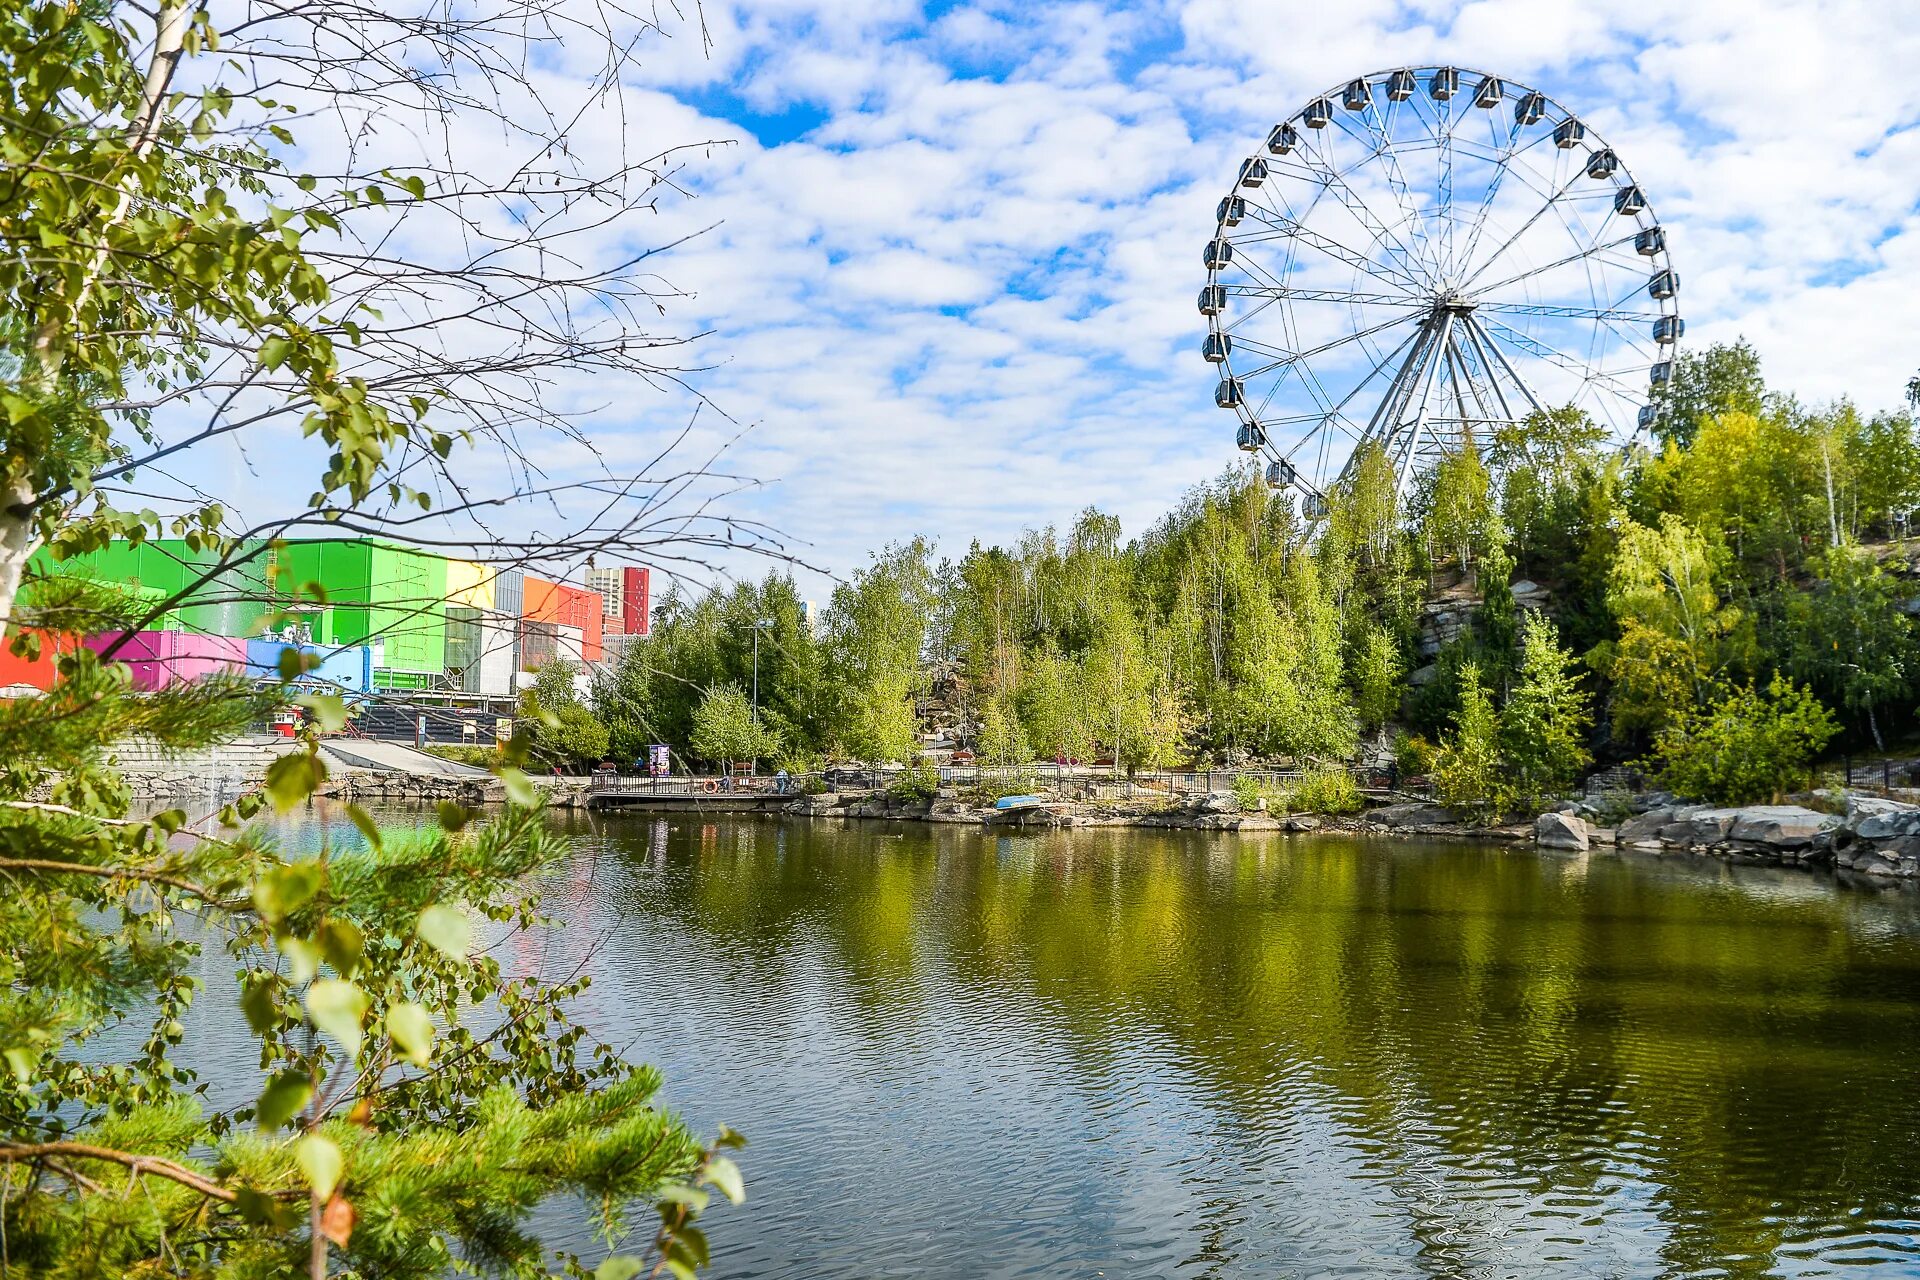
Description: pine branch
xmin=0 ymin=1141 xmax=247 ymax=1205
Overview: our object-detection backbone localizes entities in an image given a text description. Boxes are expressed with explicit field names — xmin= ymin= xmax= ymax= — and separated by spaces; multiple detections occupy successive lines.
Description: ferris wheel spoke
xmin=1478 ymin=316 xmax=1646 ymax=401
xmin=1453 ymin=167 xmax=1606 ymax=294
xmin=1238 ymin=204 xmax=1427 ymax=294
xmin=1263 ymin=318 xmax=1414 ymax=447
xmin=1277 ymin=144 xmax=1434 ymax=290
xmin=1473 ymin=301 xmax=1664 ymax=323
xmin=1451 ymin=129 xmax=1573 ymax=282
xmin=1224 ymin=285 xmax=1427 ymax=308
xmin=1466 ymin=233 xmax=1644 ymax=302
xmin=1336 ymin=102 xmax=1436 ymax=279
xmin=1227 ymin=310 xmax=1423 ymax=378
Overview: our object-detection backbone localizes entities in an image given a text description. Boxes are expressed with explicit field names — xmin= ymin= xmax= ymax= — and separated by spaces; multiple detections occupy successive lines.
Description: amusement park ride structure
xmin=1202 ymin=67 xmax=1681 ymax=516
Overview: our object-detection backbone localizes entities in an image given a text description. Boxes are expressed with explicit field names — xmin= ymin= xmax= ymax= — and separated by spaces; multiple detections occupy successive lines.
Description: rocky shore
xmin=782 ymin=789 xmax=1534 ymax=840
xmin=1532 ymin=793 xmax=1920 ymax=877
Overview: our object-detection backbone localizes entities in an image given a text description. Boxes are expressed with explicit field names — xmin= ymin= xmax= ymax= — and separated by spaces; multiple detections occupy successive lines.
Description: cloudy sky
xmin=181 ymin=0 xmax=1920 ymax=590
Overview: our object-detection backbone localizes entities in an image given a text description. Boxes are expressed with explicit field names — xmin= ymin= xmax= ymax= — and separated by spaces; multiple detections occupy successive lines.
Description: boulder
xmin=1617 ymin=807 xmax=1674 ymax=847
xmin=1725 ymin=805 xmax=1839 ymax=850
xmin=1198 ymin=791 xmax=1239 ymax=815
xmin=1589 ymin=827 xmax=1618 ymax=846
xmin=1284 ymin=815 xmax=1322 ymax=832
xmin=1853 ymin=800 xmax=1920 ymax=842
xmin=1370 ymin=802 xmax=1454 ymax=828
xmin=1535 ymin=811 xmax=1589 ymax=851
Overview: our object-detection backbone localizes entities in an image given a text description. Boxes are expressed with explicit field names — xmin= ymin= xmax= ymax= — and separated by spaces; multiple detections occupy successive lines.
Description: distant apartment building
xmin=586 ymin=564 xmax=651 ymax=637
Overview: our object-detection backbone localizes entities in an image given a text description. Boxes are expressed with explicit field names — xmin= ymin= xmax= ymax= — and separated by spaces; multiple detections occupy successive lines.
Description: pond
xmin=270 ymin=809 xmax=1920 ymax=1277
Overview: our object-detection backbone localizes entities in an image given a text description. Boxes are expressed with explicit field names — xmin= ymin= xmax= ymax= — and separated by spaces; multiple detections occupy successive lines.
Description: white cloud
xmin=163 ymin=0 xmax=1920 ymax=590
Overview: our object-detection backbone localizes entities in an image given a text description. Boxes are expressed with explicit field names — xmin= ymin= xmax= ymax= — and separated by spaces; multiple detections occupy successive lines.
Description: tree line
xmin=530 ymin=342 xmax=1920 ymax=809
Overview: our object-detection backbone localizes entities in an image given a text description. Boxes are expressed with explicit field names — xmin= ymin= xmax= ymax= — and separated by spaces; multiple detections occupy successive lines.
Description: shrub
xmin=422 ymin=744 xmax=501 ymax=767
xmin=1652 ymin=675 xmax=1839 ymax=805
xmin=1392 ymin=732 xmax=1434 ymax=779
xmin=886 ymin=762 xmax=941 ymax=803
xmin=1232 ymin=774 xmax=1264 ymax=811
xmin=1280 ymin=767 xmax=1363 ymax=814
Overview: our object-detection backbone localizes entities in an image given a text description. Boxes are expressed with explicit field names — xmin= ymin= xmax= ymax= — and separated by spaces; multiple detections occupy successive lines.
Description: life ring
xmin=702 ymin=779 xmax=718 ymax=794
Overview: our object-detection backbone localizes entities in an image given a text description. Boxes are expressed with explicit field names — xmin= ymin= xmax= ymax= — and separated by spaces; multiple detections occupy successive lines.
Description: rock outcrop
xmin=1824 ymin=797 xmax=1920 ymax=877
xmin=1601 ymin=801 xmax=1844 ymax=866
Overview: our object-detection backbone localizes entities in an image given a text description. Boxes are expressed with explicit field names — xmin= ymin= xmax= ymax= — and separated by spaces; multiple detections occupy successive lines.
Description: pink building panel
xmin=87 ymin=631 xmax=247 ymax=691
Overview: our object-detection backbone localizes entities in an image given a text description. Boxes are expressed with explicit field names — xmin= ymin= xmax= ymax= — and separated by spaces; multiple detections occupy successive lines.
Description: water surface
xmin=296 ymin=811 xmax=1920 ymax=1276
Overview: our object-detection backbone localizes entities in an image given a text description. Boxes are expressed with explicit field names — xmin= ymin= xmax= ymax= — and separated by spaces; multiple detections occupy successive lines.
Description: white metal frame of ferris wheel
xmin=1202 ymin=66 xmax=1682 ymax=514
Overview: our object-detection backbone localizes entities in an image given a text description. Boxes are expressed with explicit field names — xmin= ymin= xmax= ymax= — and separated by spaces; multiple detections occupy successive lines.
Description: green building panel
xmin=273 ymin=539 xmax=448 ymax=680
xmin=32 ymin=538 xmax=269 ymax=636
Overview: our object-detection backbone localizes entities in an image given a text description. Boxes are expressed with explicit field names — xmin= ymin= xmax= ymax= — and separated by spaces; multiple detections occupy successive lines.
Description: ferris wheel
xmin=1201 ymin=67 xmax=1681 ymax=516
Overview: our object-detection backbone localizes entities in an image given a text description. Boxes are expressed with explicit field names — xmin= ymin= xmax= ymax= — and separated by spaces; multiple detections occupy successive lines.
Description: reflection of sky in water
xmin=158 ymin=805 xmax=1920 ymax=1277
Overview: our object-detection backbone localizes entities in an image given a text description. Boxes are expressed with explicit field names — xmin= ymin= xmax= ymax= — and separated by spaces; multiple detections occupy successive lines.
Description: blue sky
xmin=574 ymin=0 xmax=1919 ymax=587
xmin=184 ymin=1 xmax=1920 ymax=592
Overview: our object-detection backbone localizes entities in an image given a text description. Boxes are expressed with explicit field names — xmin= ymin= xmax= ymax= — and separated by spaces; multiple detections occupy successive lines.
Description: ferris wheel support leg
xmin=1462 ymin=319 xmax=1518 ymax=425
xmin=1358 ymin=313 xmax=1440 ymax=456
xmin=1398 ymin=310 xmax=1456 ymax=496
xmin=1465 ymin=313 xmax=1547 ymax=418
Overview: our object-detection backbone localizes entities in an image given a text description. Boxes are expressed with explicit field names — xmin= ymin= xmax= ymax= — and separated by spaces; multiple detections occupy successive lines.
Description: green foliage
xmin=520 ymin=660 xmax=611 ymax=770
xmin=1276 ymin=767 xmax=1363 ymax=815
xmin=1652 ymin=676 xmax=1840 ymax=804
xmin=1786 ymin=544 xmax=1918 ymax=747
xmin=1431 ymin=663 xmax=1513 ymax=819
xmin=688 ymin=683 xmax=779 ymax=768
xmin=1596 ymin=514 xmax=1744 ymax=735
xmin=1647 ymin=338 xmax=1766 ymax=448
xmin=885 ymin=763 xmax=941 ymax=803
xmin=1350 ymin=624 xmax=1404 ymax=732
xmin=1500 ymin=613 xmax=1594 ymax=804
xmin=1392 ymin=732 xmax=1434 ymax=780
xmin=976 ymin=695 xmax=1031 ymax=765
xmin=0 ymin=657 xmax=735 ymax=1274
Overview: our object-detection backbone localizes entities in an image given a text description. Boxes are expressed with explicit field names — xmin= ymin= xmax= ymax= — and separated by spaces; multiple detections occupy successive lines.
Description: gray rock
xmin=1371 ymin=802 xmax=1455 ymax=828
xmin=1199 ymin=791 xmax=1238 ymax=815
xmin=1726 ymin=805 xmax=1839 ymax=849
xmin=1589 ymin=827 xmax=1618 ymax=846
xmin=1616 ymin=807 xmax=1673 ymax=847
xmin=1535 ymin=811 xmax=1589 ymax=851
xmin=1856 ymin=805 xmax=1920 ymax=841
xmin=1284 ymin=815 xmax=1322 ymax=832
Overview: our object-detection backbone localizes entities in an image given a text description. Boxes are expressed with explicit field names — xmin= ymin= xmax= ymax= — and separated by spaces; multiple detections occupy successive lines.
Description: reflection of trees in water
xmin=602 ymin=819 xmax=1920 ymax=1273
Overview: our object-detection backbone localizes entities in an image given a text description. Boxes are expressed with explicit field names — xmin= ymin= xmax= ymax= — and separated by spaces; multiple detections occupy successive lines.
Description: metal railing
xmin=586 ymin=763 xmax=1425 ymax=800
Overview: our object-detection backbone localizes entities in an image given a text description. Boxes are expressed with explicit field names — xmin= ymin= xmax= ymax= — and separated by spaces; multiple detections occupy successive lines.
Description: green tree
xmin=1596 ymin=515 xmax=1744 ymax=734
xmin=1653 ymin=676 xmax=1839 ymax=804
xmin=689 ymin=683 xmax=780 ymax=770
xmin=520 ymin=660 xmax=610 ymax=770
xmin=0 ymin=2 xmax=748 ymax=1268
xmin=1646 ymin=338 xmax=1766 ymax=448
xmin=976 ymin=694 xmax=1031 ymax=765
xmin=824 ymin=542 xmax=934 ymax=763
xmin=1431 ymin=662 xmax=1511 ymax=819
xmin=0 ymin=646 xmax=737 ymax=1274
xmin=1500 ymin=613 xmax=1593 ymax=804
xmin=1787 ymin=545 xmax=1917 ymax=748
xmin=1350 ymin=623 xmax=1405 ymax=734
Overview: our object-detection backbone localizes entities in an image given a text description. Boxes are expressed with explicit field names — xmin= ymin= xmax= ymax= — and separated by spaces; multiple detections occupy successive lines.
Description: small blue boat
xmin=994 ymin=794 xmax=1045 ymax=810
